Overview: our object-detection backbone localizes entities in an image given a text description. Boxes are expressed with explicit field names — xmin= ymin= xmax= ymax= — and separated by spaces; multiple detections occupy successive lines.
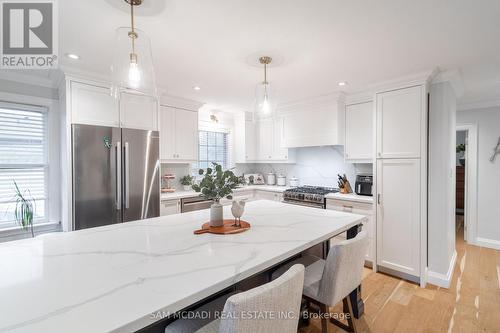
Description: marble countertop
xmin=325 ymin=192 xmax=374 ymax=204
xmin=0 ymin=200 xmax=366 ymax=333
xmin=161 ymin=185 xmax=290 ymax=200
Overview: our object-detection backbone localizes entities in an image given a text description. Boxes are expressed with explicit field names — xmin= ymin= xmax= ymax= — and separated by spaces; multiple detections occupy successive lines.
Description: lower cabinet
xmin=220 ymin=190 xmax=255 ymax=206
xmin=376 ymin=159 xmax=421 ymax=277
xmin=160 ymin=199 xmax=180 ymax=216
xmin=326 ymin=199 xmax=375 ymax=265
xmin=254 ymin=190 xmax=283 ymax=202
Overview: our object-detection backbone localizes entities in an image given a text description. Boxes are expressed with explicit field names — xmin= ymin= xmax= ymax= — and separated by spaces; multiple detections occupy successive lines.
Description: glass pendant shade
xmin=111 ymin=27 xmax=157 ymax=98
xmin=254 ymin=81 xmax=276 ymax=121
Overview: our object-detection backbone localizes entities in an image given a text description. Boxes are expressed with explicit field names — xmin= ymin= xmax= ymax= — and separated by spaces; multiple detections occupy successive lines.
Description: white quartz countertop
xmin=161 ymin=185 xmax=290 ymax=200
xmin=0 ymin=200 xmax=366 ymax=333
xmin=325 ymin=192 xmax=374 ymax=204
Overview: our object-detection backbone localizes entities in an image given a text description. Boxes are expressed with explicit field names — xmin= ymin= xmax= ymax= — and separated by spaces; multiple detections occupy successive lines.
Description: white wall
xmin=427 ymin=82 xmax=457 ymax=281
xmin=457 ymin=107 xmax=500 ymax=249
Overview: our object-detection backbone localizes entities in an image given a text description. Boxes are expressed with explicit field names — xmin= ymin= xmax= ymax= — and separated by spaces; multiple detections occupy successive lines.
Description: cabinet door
xmin=71 ymin=82 xmax=119 ymax=127
xmin=257 ymin=119 xmax=274 ymax=160
xmin=272 ymin=118 xmax=288 ymax=160
xmin=245 ymin=121 xmax=257 ymax=161
xmin=376 ymin=86 xmax=423 ymax=158
xmin=120 ymin=93 xmax=158 ymax=131
xmin=345 ymin=102 xmax=373 ymax=161
xmin=174 ymin=109 xmax=198 ymax=161
xmin=160 ymin=200 xmax=180 ymax=216
xmin=159 ymin=106 xmax=176 ymax=160
xmin=255 ymin=191 xmax=282 ymax=201
xmin=376 ymin=159 xmax=420 ymax=276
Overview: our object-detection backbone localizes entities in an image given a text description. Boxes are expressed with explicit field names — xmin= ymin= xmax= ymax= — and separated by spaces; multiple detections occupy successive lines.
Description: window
xmin=197 ymin=130 xmax=228 ymax=170
xmin=0 ymin=102 xmax=48 ymax=229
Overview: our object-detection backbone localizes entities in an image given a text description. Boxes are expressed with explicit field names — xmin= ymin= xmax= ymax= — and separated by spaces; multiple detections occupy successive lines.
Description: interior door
xmin=121 ymin=128 xmax=160 ymax=222
xmin=376 ymin=159 xmax=420 ymax=276
xmin=72 ymin=124 xmax=121 ymax=230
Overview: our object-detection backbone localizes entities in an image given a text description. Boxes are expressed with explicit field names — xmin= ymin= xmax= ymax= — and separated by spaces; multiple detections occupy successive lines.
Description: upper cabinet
xmin=119 ymin=92 xmax=158 ymax=131
xmin=281 ymin=94 xmax=345 ymax=148
xmin=70 ymin=81 xmax=158 ymax=131
xmin=376 ymin=86 xmax=424 ymax=159
xmin=344 ymin=101 xmax=374 ymax=162
xmin=159 ymin=106 xmax=198 ymax=162
xmin=70 ymin=82 xmax=119 ymax=127
xmin=234 ymin=113 xmax=294 ymax=163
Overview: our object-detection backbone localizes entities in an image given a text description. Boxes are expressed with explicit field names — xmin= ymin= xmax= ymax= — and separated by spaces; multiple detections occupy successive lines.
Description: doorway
xmin=455 ymin=124 xmax=478 ymax=247
xmin=455 ymin=130 xmax=467 ymax=244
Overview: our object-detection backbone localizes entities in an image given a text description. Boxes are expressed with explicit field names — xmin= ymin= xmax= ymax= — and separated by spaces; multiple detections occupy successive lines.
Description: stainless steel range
xmin=283 ymin=186 xmax=339 ymax=209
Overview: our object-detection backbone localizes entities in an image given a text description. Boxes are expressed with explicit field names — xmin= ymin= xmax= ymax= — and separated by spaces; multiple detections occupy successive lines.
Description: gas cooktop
xmin=283 ymin=186 xmax=339 ymax=208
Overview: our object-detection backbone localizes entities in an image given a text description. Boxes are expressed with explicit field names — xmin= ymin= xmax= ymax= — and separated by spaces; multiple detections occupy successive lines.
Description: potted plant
xmin=13 ymin=181 xmax=35 ymax=237
xmin=192 ymin=163 xmax=241 ymax=227
xmin=180 ymin=175 xmax=194 ymax=191
xmin=457 ymin=144 xmax=466 ymax=166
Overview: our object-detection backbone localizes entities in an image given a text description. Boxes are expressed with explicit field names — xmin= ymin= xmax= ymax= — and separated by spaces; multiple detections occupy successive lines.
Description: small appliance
xmin=355 ymin=175 xmax=373 ymax=196
xmin=277 ymin=174 xmax=286 ymax=186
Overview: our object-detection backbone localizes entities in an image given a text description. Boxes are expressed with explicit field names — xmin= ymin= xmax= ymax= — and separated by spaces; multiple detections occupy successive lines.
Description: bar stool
xmin=165 ymin=264 xmax=305 ymax=333
xmin=272 ymin=230 xmax=368 ymax=333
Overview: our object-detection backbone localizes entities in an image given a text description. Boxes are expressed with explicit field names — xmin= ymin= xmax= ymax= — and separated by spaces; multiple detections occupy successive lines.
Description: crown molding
xmin=160 ymin=94 xmax=204 ymax=112
xmin=276 ymin=92 xmax=345 ymax=113
xmin=368 ymin=68 xmax=439 ymax=94
xmin=432 ymin=69 xmax=465 ymax=99
xmin=458 ymin=98 xmax=500 ymax=111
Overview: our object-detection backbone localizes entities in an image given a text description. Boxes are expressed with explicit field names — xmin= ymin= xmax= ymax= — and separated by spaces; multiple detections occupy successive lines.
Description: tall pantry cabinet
xmin=375 ymin=84 xmax=428 ymax=285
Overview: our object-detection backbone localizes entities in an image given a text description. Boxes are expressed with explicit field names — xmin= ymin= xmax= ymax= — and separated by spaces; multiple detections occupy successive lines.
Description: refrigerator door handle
xmin=116 ymin=142 xmax=122 ymax=210
xmin=124 ymin=142 xmax=130 ymax=209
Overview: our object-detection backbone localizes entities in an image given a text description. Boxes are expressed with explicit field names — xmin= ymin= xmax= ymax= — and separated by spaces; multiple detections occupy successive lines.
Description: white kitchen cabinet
xmin=376 ymin=86 xmax=424 ymax=159
xmin=376 ymin=159 xmax=420 ymax=277
xmin=160 ymin=106 xmax=198 ymax=162
xmin=220 ymin=190 xmax=255 ymax=206
xmin=326 ymin=199 xmax=375 ymax=264
xmin=160 ymin=199 xmax=180 ymax=216
xmin=272 ymin=118 xmax=289 ymax=160
xmin=119 ymin=92 xmax=158 ymax=131
xmin=281 ymin=94 xmax=344 ymax=148
xmin=70 ymin=82 xmax=119 ymax=127
xmin=256 ymin=119 xmax=274 ymax=160
xmin=345 ymin=101 xmax=374 ymax=162
xmin=255 ymin=190 xmax=282 ymax=202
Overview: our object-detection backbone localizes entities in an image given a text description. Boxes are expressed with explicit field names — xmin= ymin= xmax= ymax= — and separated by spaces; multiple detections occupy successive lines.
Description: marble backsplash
xmin=240 ymin=146 xmax=372 ymax=188
xmin=161 ymin=146 xmax=372 ymax=190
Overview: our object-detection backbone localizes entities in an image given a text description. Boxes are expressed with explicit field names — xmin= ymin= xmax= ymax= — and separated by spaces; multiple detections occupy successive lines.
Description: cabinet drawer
xmin=326 ymin=199 xmax=373 ymax=214
xmin=160 ymin=199 xmax=180 ymax=216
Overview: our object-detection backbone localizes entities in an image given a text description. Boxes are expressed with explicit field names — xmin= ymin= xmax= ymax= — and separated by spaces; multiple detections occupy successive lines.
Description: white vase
xmin=210 ymin=202 xmax=224 ymax=227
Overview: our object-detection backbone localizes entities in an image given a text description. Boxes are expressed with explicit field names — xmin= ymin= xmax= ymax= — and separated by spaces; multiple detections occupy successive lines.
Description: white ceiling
xmin=59 ymin=0 xmax=500 ymax=111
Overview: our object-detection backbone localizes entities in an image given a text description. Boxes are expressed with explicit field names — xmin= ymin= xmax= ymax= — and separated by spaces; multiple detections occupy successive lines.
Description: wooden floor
xmin=299 ymin=216 xmax=500 ymax=333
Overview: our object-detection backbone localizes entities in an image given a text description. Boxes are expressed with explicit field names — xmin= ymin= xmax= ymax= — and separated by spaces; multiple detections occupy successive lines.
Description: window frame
xmin=197 ymin=129 xmax=229 ymax=170
xmin=0 ymin=101 xmax=49 ymax=230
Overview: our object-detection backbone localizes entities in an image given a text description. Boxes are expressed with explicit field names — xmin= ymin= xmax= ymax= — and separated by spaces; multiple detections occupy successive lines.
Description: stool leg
xmin=319 ymin=304 xmax=329 ymax=333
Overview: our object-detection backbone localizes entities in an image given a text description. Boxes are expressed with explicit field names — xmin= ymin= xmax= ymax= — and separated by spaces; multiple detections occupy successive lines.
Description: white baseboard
xmin=427 ymin=250 xmax=457 ymax=288
xmin=475 ymin=237 xmax=500 ymax=250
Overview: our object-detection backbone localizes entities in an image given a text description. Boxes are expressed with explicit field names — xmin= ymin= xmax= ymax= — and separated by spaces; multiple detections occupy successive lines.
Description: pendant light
xmin=111 ymin=0 xmax=157 ymax=98
xmin=254 ymin=56 xmax=275 ymax=120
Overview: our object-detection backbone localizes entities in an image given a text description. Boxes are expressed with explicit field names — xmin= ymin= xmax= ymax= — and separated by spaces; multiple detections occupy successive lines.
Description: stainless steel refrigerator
xmin=72 ymin=124 xmax=160 ymax=230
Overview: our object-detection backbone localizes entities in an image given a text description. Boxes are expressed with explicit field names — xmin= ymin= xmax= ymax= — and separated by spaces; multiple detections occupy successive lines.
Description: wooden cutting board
xmin=194 ymin=220 xmax=251 ymax=235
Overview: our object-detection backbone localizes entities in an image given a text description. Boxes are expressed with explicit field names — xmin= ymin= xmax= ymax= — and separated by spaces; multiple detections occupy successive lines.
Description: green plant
xmin=192 ymin=163 xmax=241 ymax=202
xmin=13 ymin=181 xmax=35 ymax=237
xmin=180 ymin=175 xmax=194 ymax=186
xmin=456 ymin=144 xmax=466 ymax=153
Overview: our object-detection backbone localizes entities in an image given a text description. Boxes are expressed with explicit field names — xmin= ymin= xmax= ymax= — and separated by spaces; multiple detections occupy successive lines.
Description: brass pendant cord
xmin=264 ymin=63 xmax=267 ymax=84
xmin=129 ymin=1 xmax=136 ymax=57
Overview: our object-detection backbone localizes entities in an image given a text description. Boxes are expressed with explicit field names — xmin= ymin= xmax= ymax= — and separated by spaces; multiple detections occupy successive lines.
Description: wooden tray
xmin=194 ymin=220 xmax=251 ymax=235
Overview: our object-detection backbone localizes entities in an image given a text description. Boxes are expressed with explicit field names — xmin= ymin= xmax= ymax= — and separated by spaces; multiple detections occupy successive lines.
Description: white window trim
xmin=0 ymin=101 xmax=50 ymax=230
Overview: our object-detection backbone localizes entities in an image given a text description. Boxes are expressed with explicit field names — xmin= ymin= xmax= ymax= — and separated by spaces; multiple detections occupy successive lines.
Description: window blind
xmin=0 ymin=104 xmax=48 ymax=228
xmin=197 ymin=130 xmax=228 ymax=170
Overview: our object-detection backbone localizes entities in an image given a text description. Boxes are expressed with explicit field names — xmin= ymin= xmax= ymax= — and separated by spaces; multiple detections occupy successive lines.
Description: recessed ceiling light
xmin=193 ymin=86 xmax=201 ymax=91
xmin=66 ymin=53 xmax=80 ymax=60
xmin=338 ymin=81 xmax=348 ymax=86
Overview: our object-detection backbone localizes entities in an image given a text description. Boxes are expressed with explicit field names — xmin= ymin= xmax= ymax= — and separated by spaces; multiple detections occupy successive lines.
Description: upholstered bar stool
xmin=272 ymin=230 xmax=368 ymax=333
xmin=165 ymin=264 xmax=305 ymax=333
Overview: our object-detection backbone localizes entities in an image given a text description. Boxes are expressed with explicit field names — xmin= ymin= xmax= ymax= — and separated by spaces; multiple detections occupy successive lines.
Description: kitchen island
xmin=0 ymin=200 xmax=366 ymax=333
